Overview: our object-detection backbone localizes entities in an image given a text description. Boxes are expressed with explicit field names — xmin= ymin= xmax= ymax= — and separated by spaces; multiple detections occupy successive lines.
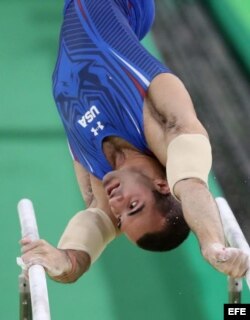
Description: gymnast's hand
xmin=201 ymin=243 xmax=250 ymax=278
xmin=20 ymin=237 xmax=72 ymax=278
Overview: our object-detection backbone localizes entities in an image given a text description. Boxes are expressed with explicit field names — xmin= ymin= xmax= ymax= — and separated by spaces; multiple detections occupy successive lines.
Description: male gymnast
xmin=20 ymin=0 xmax=249 ymax=282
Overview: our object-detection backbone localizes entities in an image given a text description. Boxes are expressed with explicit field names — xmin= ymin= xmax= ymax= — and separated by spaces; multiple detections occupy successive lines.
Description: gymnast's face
xmin=102 ymin=168 xmax=168 ymax=243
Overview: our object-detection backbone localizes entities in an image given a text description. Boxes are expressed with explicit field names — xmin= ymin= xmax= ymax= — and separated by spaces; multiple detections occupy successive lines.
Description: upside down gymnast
xmin=20 ymin=0 xmax=249 ymax=283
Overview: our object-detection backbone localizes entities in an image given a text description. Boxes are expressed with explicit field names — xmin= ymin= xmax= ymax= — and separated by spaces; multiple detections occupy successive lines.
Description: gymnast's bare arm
xmin=74 ymin=160 xmax=96 ymax=208
xmin=144 ymin=73 xmax=249 ymax=278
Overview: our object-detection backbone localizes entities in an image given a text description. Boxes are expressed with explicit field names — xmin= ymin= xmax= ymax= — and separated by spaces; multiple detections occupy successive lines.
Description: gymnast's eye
xmin=129 ymin=201 xmax=138 ymax=209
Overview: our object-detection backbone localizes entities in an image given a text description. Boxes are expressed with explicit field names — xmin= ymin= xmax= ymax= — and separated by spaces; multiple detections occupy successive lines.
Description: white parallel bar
xmin=18 ymin=199 xmax=51 ymax=320
xmin=216 ymin=197 xmax=250 ymax=289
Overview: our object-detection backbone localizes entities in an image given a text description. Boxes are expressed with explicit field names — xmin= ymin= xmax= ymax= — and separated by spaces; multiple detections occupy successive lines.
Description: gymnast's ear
xmin=153 ymin=179 xmax=170 ymax=195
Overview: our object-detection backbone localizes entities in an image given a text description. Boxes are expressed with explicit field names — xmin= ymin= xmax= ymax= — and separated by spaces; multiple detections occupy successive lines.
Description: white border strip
xmin=18 ymin=199 xmax=51 ymax=320
xmin=216 ymin=197 xmax=250 ymax=289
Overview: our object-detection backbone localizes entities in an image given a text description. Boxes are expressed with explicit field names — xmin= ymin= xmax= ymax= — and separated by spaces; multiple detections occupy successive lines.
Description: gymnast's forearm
xmin=164 ymin=128 xmax=223 ymax=249
xmin=174 ymin=179 xmax=225 ymax=250
xmin=50 ymin=249 xmax=91 ymax=283
xmin=175 ymin=179 xmax=250 ymax=278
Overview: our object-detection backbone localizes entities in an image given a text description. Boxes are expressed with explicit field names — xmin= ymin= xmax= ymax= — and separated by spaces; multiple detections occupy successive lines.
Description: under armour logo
xmin=91 ymin=121 xmax=104 ymax=136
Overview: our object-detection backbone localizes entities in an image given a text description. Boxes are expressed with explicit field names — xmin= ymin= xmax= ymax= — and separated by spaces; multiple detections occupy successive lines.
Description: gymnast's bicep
xmin=74 ymin=160 xmax=96 ymax=208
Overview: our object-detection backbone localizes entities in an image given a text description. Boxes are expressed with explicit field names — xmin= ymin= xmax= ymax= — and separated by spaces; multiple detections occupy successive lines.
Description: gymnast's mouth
xmin=103 ymin=172 xmax=122 ymax=198
xmin=106 ymin=182 xmax=120 ymax=198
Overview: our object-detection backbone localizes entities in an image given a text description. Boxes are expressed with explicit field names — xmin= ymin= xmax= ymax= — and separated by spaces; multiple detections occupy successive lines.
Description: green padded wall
xmin=205 ymin=0 xmax=250 ymax=73
xmin=1 ymin=1 xmax=249 ymax=319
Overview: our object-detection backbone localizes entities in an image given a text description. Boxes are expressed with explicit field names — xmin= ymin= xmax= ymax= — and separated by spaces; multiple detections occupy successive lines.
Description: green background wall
xmin=205 ymin=0 xmax=250 ymax=73
xmin=0 ymin=1 xmax=249 ymax=319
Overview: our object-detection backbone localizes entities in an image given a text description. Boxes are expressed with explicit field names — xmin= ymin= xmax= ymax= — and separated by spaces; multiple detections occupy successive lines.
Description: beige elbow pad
xmin=167 ymin=134 xmax=212 ymax=199
xmin=58 ymin=208 xmax=117 ymax=264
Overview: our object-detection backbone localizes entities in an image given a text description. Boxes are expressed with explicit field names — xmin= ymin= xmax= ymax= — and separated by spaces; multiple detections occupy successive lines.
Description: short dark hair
xmin=136 ymin=190 xmax=190 ymax=252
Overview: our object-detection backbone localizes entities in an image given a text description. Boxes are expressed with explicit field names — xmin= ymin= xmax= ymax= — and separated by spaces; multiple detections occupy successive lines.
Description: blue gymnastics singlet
xmin=53 ymin=0 xmax=170 ymax=179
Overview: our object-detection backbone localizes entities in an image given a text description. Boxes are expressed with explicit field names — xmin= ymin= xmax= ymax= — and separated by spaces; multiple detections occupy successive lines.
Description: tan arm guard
xmin=167 ymin=134 xmax=212 ymax=199
xmin=58 ymin=208 xmax=117 ymax=264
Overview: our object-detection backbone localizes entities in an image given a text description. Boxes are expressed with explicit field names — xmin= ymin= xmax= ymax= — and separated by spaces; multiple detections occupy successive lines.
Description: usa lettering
xmin=78 ymin=105 xmax=100 ymax=128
